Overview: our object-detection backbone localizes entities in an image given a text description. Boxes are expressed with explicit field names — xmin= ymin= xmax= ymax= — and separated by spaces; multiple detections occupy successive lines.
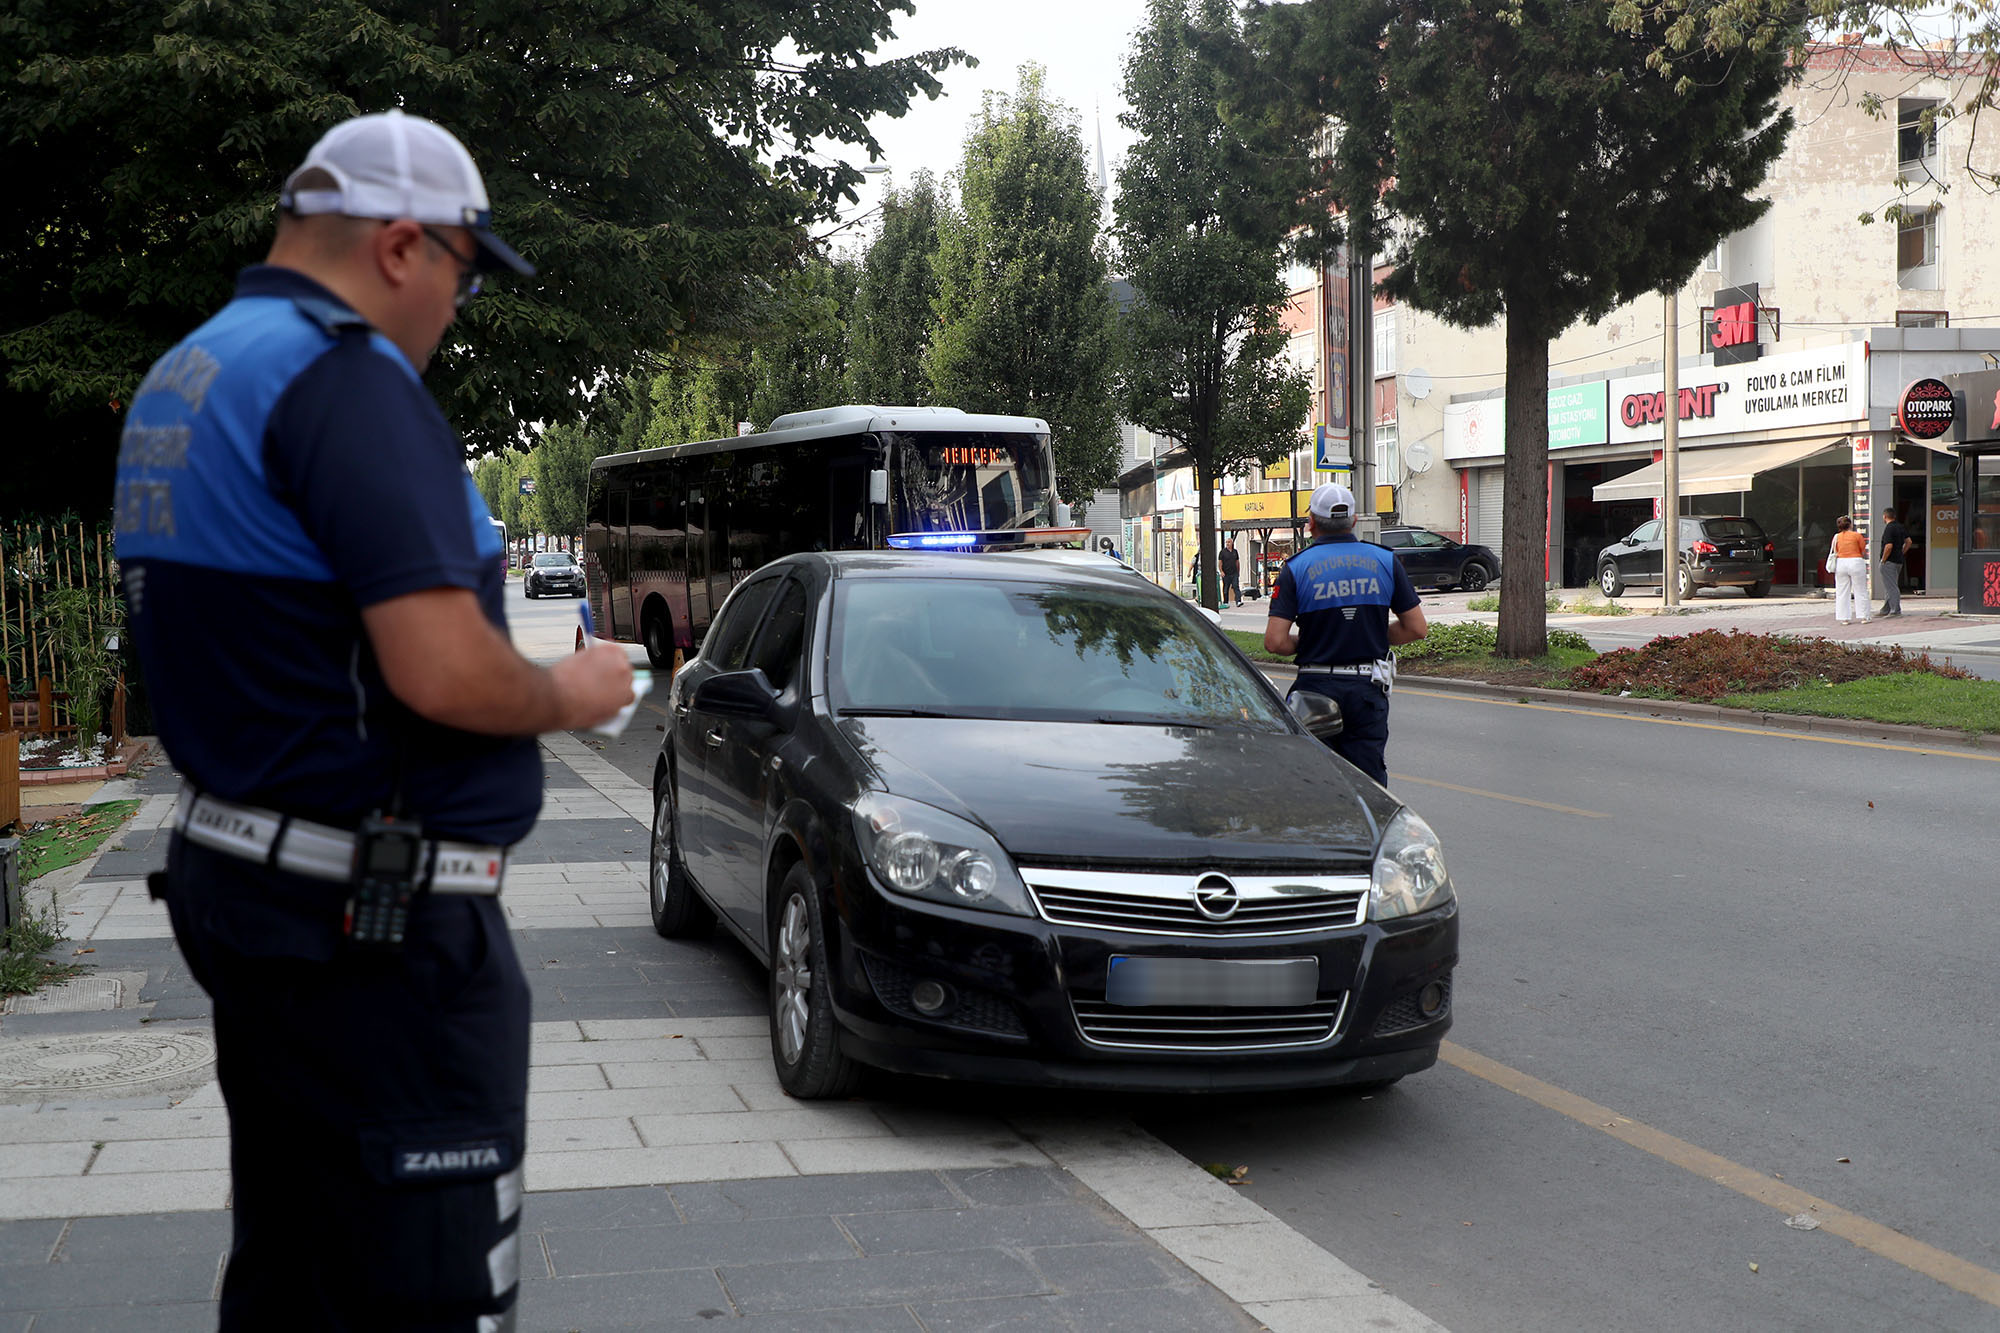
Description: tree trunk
xmin=1496 ymin=306 xmax=1550 ymax=659
xmin=1194 ymin=448 xmax=1218 ymax=611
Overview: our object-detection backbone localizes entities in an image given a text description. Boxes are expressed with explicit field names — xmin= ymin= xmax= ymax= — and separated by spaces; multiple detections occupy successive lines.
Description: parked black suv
xmin=1379 ymin=526 xmax=1500 ymax=592
xmin=1596 ymin=516 xmax=1775 ymax=600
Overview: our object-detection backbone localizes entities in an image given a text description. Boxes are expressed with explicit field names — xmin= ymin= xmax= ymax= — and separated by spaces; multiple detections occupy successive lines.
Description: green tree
xmin=849 ymin=172 xmax=943 ymax=406
xmin=928 ymin=67 xmax=1121 ymax=504
xmin=530 ymin=421 xmax=602 ymax=541
xmin=0 ymin=0 xmax=965 ymax=515
xmin=1229 ymin=0 xmax=1795 ymax=655
xmin=1115 ymin=0 xmax=1312 ymax=612
xmin=749 ymin=259 xmax=857 ymax=425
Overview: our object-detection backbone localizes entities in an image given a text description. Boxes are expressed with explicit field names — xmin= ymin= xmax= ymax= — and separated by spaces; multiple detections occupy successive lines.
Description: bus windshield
xmin=883 ymin=431 xmax=1053 ymax=535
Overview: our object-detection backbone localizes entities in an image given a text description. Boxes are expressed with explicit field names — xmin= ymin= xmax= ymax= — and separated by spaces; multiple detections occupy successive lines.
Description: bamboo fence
xmin=1 ymin=518 xmax=118 ymax=735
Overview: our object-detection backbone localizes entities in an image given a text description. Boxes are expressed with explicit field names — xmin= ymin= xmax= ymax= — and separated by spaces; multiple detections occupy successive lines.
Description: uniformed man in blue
xmin=1264 ymin=482 xmax=1429 ymax=785
xmin=113 ymin=111 xmax=635 ymax=1331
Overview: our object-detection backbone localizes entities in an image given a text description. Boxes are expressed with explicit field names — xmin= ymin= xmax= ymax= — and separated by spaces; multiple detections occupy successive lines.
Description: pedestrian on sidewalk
xmin=1219 ymin=540 xmax=1243 ymax=607
xmin=1264 ymin=483 xmax=1428 ymax=785
xmin=1878 ymin=505 xmax=1912 ymax=617
xmin=113 ymin=110 xmax=635 ymax=1332
xmin=1829 ymin=515 xmax=1871 ymax=624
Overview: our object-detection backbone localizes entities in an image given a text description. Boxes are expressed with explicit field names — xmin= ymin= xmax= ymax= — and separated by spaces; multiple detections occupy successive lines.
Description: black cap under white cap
xmin=278 ymin=109 xmax=534 ymax=276
xmin=1309 ymin=481 xmax=1356 ymax=520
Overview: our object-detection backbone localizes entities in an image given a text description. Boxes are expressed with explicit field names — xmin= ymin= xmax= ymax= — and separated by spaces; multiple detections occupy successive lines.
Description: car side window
xmin=1381 ymin=530 xmax=1411 ymax=549
xmin=1630 ymin=520 xmax=1661 ymax=543
xmin=748 ymin=579 xmax=809 ymax=692
xmin=704 ymin=576 xmax=783 ymax=671
xmin=1409 ymin=531 xmax=1449 ymax=548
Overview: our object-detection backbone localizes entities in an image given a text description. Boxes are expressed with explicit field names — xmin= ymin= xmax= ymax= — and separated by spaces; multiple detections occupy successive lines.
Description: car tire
xmin=649 ymin=773 xmax=712 ymax=939
xmin=525 ymin=584 xmax=538 ymax=599
xmin=1598 ymin=563 xmax=1624 ymax=597
xmin=1746 ymin=580 xmax=1771 ymax=598
xmin=769 ymin=862 xmax=863 ymax=1100
xmin=1459 ymin=563 xmax=1491 ymax=593
xmin=1676 ymin=564 xmax=1698 ymax=602
xmin=641 ymin=606 xmax=674 ymax=671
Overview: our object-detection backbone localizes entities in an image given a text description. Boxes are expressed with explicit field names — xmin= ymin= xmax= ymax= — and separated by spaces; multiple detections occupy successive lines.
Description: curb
xmin=1260 ymin=662 xmax=2000 ymax=751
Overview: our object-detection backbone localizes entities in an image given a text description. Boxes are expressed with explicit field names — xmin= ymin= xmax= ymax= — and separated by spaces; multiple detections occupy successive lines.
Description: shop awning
xmin=1591 ymin=438 xmax=1843 ymax=503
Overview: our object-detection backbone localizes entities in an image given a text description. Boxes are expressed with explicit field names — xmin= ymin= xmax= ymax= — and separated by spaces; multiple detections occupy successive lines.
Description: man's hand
xmin=363 ymin=587 xmax=634 ymax=736
xmin=550 ymin=640 xmax=640 ymax=731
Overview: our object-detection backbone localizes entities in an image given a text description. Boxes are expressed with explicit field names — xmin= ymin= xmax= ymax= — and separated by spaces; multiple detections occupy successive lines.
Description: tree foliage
xmin=0 ymin=0 xmax=964 ymax=513
xmin=1228 ymin=0 xmax=1796 ymax=654
xmin=927 ymin=66 xmax=1121 ymax=504
xmin=529 ymin=421 xmax=605 ymax=540
xmin=1115 ymin=0 xmax=1312 ymax=611
xmin=848 ymin=171 xmax=944 ymax=406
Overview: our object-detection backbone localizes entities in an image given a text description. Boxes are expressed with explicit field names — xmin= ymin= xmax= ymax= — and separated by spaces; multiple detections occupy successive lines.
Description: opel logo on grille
xmin=1192 ymin=874 xmax=1240 ymax=920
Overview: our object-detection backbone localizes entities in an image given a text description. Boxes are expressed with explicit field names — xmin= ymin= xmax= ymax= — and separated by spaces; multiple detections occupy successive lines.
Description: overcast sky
xmin=822 ymin=0 xmax=1154 ymax=242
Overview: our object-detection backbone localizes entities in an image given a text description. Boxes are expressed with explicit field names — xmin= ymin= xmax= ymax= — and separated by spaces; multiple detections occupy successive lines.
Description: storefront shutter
xmin=1473 ymin=467 xmax=1506 ymax=549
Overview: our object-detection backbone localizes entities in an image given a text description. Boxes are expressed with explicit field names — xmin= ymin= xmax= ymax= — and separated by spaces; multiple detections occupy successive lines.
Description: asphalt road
xmin=510 ymin=581 xmax=2000 ymax=1330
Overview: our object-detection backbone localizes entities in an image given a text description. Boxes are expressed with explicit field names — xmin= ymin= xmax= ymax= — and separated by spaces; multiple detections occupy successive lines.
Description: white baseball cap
xmin=1309 ymin=481 xmax=1356 ymax=520
xmin=279 ymin=110 xmax=533 ymax=275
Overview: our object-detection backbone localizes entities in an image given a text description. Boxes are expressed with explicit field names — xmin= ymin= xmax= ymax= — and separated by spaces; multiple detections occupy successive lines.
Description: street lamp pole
xmin=1663 ymin=291 xmax=1681 ymax=609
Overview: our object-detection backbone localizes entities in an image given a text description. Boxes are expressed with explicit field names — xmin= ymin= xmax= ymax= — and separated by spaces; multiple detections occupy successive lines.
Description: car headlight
xmin=1370 ymin=808 xmax=1454 ymax=920
xmin=851 ymin=793 xmax=1033 ymax=917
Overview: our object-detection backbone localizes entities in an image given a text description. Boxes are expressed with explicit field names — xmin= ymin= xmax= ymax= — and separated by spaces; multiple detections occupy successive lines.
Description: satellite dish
xmin=1404 ymin=441 xmax=1435 ymax=475
xmin=1406 ymin=367 xmax=1433 ymax=401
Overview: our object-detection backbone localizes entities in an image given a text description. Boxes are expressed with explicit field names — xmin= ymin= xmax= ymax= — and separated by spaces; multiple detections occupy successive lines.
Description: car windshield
xmin=831 ymin=577 xmax=1289 ymax=730
xmin=533 ymin=553 xmax=575 ymax=567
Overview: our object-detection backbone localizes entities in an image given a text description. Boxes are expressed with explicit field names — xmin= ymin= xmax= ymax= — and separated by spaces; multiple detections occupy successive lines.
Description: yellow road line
xmin=1390 ymin=773 xmax=1610 ymax=818
xmin=1399 ymin=687 xmax=2000 ymax=763
xmin=1441 ymin=1042 xmax=2000 ymax=1308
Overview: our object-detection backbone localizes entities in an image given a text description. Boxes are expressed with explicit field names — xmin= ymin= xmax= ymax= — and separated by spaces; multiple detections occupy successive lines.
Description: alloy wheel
xmin=650 ymin=792 xmax=673 ymax=916
xmin=773 ymin=893 xmax=813 ymax=1066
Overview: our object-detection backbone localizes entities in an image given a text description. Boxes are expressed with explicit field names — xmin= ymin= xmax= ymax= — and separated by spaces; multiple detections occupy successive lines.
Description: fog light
xmin=910 ymin=980 xmax=953 ymax=1015
xmin=1417 ymin=981 xmax=1446 ymax=1017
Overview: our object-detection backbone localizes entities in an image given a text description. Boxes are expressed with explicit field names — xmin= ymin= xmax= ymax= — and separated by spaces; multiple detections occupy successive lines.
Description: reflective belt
xmin=1296 ymin=662 xmax=1376 ymax=676
xmin=175 ymin=785 xmax=507 ymax=895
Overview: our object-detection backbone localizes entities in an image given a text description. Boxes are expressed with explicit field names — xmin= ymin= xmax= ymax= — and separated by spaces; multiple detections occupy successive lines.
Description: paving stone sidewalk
xmin=0 ymin=742 xmax=1444 ymax=1333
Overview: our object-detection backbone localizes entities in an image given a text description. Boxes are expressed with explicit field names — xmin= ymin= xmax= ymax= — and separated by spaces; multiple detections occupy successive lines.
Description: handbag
xmin=1823 ymin=542 xmax=1837 ymax=575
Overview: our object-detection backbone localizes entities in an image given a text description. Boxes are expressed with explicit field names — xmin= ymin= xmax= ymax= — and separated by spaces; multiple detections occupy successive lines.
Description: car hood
xmin=839 ymin=716 xmax=1389 ymax=866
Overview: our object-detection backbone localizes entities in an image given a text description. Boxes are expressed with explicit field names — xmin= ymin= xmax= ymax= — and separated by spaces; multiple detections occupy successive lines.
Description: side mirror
xmin=691 ymin=667 xmax=779 ymax=720
xmin=1287 ymin=690 xmax=1344 ymax=740
xmin=1054 ymin=500 xmax=1074 ymax=527
xmin=867 ymin=469 xmax=890 ymax=506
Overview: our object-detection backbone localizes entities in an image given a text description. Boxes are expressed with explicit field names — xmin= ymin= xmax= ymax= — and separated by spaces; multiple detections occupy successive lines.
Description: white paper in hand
xmin=589 ymin=669 xmax=654 ymax=738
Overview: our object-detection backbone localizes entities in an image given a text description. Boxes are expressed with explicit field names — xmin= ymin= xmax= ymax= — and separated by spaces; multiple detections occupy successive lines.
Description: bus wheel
xmin=642 ymin=609 xmax=673 ymax=670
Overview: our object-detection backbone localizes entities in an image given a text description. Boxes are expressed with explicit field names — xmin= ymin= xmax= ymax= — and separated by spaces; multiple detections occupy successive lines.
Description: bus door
xmin=607 ymin=488 xmax=632 ymax=638
xmin=707 ymin=487 xmax=734 ymax=629
xmin=827 ymin=455 xmax=872 ymax=549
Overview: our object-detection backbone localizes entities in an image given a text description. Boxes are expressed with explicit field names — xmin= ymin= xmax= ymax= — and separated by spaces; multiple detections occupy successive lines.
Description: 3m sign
xmin=1704 ymin=283 xmax=1762 ymax=366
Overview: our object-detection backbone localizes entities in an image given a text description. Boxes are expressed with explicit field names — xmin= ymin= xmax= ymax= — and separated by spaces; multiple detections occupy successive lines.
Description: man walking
xmin=1264 ymin=483 xmax=1428 ymax=786
xmin=114 ymin=110 xmax=634 ymax=1331
xmin=1879 ymin=505 xmax=1912 ymax=617
xmin=1219 ymin=540 xmax=1243 ymax=607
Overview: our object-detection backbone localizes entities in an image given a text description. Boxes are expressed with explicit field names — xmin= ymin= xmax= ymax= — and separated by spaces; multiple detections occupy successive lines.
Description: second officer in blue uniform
xmin=1264 ymin=482 xmax=1428 ymax=785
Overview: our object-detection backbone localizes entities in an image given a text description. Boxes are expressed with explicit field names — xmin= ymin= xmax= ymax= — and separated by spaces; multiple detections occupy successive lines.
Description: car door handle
xmin=705 ymin=729 xmax=724 ymax=749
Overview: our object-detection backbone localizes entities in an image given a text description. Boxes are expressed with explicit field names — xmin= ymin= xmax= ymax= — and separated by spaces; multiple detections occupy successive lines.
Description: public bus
xmin=584 ymin=405 xmax=1079 ymax=666
xmin=490 ymin=517 xmax=508 ymax=578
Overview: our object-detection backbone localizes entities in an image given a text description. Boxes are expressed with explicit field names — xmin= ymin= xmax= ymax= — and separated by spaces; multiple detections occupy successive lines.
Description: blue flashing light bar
xmin=887 ymin=532 xmax=981 ymax=548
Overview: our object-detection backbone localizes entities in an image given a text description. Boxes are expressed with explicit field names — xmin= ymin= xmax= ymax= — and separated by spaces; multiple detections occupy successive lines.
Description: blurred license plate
xmin=1105 ymin=956 xmax=1318 ymax=1007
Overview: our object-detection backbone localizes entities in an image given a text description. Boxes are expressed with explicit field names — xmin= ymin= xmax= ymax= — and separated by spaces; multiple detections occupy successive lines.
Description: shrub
xmin=1564 ymin=629 xmax=1972 ymax=702
xmin=1546 ymin=628 xmax=1594 ymax=654
xmin=1397 ymin=622 xmax=1496 ymax=659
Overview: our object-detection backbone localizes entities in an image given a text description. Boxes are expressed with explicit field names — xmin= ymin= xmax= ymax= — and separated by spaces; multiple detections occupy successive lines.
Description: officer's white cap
xmin=278 ymin=110 xmax=534 ymax=276
xmin=1309 ymin=482 xmax=1356 ymax=520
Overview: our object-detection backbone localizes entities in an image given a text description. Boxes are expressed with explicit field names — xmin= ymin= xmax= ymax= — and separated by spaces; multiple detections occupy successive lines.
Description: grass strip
xmin=1719 ymin=673 xmax=2000 ymax=734
xmin=19 ymin=799 xmax=141 ymax=883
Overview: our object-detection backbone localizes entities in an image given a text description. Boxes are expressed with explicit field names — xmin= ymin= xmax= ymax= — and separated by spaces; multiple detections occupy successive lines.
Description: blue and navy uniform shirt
xmin=1271 ymin=533 xmax=1420 ymax=666
xmin=114 ymin=266 xmax=538 ymax=845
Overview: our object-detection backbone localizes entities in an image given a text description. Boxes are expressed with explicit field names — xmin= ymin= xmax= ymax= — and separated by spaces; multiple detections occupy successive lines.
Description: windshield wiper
xmin=838 ymin=707 xmax=975 ymax=719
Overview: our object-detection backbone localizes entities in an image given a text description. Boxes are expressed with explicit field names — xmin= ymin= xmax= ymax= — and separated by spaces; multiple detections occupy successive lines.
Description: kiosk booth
xmin=1940 ymin=370 xmax=2000 ymax=614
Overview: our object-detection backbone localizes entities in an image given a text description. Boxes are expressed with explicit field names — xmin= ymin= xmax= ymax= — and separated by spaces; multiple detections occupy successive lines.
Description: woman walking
xmin=1830 ymin=515 xmax=1871 ymax=625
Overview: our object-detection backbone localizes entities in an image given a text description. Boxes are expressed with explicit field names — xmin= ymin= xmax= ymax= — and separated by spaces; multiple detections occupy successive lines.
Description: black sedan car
xmin=648 ymin=551 xmax=1458 ymax=1097
xmin=1596 ymin=516 xmax=1775 ymax=600
xmin=1379 ymin=526 xmax=1500 ymax=592
xmin=524 ymin=551 xmax=584 ymax=598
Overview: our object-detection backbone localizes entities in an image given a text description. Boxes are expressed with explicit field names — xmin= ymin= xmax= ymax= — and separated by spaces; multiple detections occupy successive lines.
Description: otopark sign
xmin=1894 ymin=377 xmax=1955 ymax=440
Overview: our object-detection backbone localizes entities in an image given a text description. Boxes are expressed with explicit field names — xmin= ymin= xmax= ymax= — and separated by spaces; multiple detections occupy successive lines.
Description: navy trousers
xmin=165 ymin=836 xmax=529 ymax=1332
xmin=1292 ymin=674 xmax=1392 ymax=786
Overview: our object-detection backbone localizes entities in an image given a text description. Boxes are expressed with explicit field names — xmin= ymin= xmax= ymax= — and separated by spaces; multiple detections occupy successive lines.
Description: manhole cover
xmin=1 ymin=974 xmax=137 ymax=1016
xmin=0 ymin=1030 xmax=216 ymax=1102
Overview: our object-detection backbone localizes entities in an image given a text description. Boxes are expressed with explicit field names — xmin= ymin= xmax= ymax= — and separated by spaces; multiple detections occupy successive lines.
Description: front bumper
xmin=825 ymin=874 xmax=1458 ymax=1093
